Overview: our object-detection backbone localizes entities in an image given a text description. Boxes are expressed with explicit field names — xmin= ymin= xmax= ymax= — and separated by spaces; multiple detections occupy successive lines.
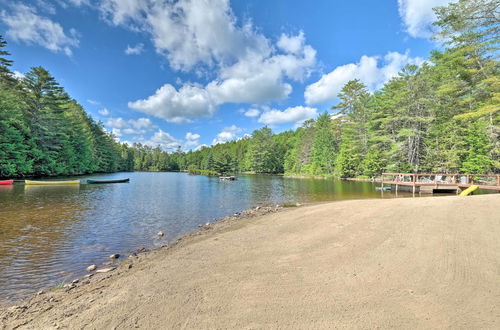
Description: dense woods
xmin=0 ymin=0 xmax=498 ymax=178
xmin=182 ymin=0 xmax=499 ymax=177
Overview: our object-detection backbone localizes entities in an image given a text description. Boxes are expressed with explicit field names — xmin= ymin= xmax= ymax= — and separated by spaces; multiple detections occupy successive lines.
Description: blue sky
xmin=0 ymin=0 xmax=451 ymax=150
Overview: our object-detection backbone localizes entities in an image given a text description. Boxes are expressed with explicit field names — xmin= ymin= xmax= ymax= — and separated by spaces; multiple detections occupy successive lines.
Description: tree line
xmin=180 ymin=0 xmax=499 ymax=177
xmin=1 ymin=0 xmax=498 ymax=178
xmin=0 ymin=36 xmax=188 ymax=178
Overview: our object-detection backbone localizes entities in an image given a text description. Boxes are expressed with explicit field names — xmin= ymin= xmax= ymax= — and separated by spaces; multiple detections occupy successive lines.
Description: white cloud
xmin=101 ymin=0 xmax=317 ymax=122
xmin=111 ymin=128 xmax=122 ymax=137
xmin=128 ymin=33 xmax=316 ymax=122
xmin=185 ymin=132 xmax=201 ymax=147
xmin=194 ymin=144 xmax=208 ymax=151
xmin=398 ymin=0 xmax=452 ymax=38
xmin=277 ymin=31 xmax=307 ymax=55
xmin=106 ymin=117 xmax=156 ymax=134
xmin=12 ymin=71 xmax=25 ymax=80
xmin=128 ymin=83 xmax=216 ymax=123
xmin=99 ymin=0 xmax=147 ymax=26
xmin=98 ymin=108 xmax=110 ymax=116
xmin=244 ymin=108 xmax=260 ymax=117
xmin=35 ymin=0 xmax=56 ymax=15
xmin=106 ymin=117 xmax=128 ymax=129
xmin=186 ymin=132 xmax=201 ymax=141
xmin=123 ymin=128 xmax=146 ymax=135
xmin=129 ymin=117 xmax=156 ymax=130
xmin=305 ymin=51 xmax=424 ymax=105
xmin=148 ymin=129 xmax=181 ymax=151
xmin=68 ymin=0 xmax=90 ymax=6
xmin=258 ymin=106 xmax=318 ymax=125
xmin=124 ymin=43 xmax=144 ymax=55
xmin=212 ymin=125 xmax=242 ymax=145
xmin=87 ymin=99 xmax=100 ymax=105
xmin=0 ymin=4 xmax=79 ymax=56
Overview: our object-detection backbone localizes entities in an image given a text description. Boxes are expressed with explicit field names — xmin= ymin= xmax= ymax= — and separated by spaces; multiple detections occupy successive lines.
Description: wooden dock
xmin=381 ymin=173 xmax=500 ymax=194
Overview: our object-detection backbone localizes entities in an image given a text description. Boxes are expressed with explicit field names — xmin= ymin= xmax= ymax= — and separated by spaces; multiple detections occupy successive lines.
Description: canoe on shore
xmin=25 ymin=180 xmax=80 ymax=185
xmin=87 ymin=178 xmax=130 ymax=184
xmin=0 ymin=180 xmax=14 ymax=185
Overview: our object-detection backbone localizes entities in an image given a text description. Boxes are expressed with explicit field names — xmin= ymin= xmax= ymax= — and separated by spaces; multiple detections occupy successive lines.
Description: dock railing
xmin=381 ymin=173 xmax=500 ymax=191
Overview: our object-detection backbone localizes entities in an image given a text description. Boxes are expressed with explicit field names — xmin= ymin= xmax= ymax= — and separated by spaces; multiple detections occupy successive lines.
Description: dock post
xmin=379 ymin=174 xmax=384 ymax=195
xmin=412 ymin=174 xmax=416 ymax=194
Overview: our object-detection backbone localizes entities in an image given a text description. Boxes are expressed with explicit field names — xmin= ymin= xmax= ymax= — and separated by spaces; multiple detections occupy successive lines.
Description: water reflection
xmin=0 ymin=172 xmax=421 ymax=301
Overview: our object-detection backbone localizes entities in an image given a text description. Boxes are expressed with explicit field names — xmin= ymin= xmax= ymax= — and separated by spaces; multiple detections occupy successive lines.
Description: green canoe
xmin=87 ymin=178 xmax=130 ymax=184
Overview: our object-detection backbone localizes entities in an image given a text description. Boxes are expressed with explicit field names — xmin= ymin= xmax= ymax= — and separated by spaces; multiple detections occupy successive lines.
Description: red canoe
xmin=0 ymin=180 xmax=14 ymax=185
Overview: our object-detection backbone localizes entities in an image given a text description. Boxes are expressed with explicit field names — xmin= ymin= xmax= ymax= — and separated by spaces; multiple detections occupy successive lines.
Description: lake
xmin=0 ymin=172 xmax=421 ymax=302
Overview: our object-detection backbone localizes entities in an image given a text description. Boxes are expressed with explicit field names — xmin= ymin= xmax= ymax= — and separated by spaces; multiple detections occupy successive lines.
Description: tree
xmin=246 ymin=127 xmax=277 ymax=173
xmin=311 ymin=113 xmax=337 ymax=174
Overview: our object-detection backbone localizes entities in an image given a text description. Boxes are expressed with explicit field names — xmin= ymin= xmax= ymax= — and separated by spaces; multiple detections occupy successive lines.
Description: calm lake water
xmin=0 ymin=172 xmax=430 ymax=302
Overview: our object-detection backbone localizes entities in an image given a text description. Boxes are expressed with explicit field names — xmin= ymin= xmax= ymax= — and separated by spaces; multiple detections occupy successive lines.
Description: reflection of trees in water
xmin=281 ymin=177 xmax=385 ymax=203
xmin=0 ymin=184 xmax=86 ymax=301
xmin=247 ymin=175 xmax=285 ymax=205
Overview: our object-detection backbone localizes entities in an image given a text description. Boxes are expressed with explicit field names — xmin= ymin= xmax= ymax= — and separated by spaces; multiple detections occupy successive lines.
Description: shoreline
xmin=0 ymin=204 xmax=288 ymax=306
xmin=1 ymin=194 xmax=499 ymax=329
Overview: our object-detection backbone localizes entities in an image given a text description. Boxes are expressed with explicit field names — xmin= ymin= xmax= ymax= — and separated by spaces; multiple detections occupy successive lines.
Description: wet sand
xmin=1 ymin=194 xmax=499 ymax=329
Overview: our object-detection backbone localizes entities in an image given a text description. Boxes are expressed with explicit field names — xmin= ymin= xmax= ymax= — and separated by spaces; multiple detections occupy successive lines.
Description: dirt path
xmin=2 ymin=194 xmax=499 ymax=329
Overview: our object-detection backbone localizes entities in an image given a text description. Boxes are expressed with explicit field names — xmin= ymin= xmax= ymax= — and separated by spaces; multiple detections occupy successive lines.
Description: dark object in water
xmin=219 ymin=176 xmax=236 ymax=181
xmin=87 ymin=178 xmax=130 ymax=184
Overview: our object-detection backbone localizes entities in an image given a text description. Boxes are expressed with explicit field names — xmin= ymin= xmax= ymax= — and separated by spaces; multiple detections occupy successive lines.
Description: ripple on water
xmin=0 ymin=172 xmax=424 ymax=302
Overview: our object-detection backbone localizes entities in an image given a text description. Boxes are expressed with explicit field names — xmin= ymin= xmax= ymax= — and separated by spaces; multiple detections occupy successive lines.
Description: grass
xmin=52 ymin=282 xmax=65 ymax=290
xmin=282 ymin=202 xmax=299 ymax=208
xmin=187 ymin=169 xmax=219 ymax=176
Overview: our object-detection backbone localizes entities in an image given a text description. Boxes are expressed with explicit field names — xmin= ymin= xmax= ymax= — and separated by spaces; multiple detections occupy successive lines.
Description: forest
xmin=0 ymin=0 xmax=498 ymax=179
xmin=171 ymin=0 xmax=499 ymax=177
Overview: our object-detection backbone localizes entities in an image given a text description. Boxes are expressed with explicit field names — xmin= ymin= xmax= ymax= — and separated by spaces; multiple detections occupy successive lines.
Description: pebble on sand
xmin=96 ymin=267 xmax=115 ymax=273
xmin=86 ymin=265 xmax=97 ymax=272
xmin=109 ymin=253 xmax=120 ymax=259
xmin=157 ymin=231 xmax=164 ymax=237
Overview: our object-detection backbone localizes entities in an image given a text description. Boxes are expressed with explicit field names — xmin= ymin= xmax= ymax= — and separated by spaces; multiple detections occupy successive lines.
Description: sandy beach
xmin=1 ymin=194 xmax=499 ymax=329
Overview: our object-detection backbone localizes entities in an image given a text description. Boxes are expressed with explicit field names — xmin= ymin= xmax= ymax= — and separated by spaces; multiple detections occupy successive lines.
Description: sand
xmin=1 ymin=194 xmax=499 ymax=329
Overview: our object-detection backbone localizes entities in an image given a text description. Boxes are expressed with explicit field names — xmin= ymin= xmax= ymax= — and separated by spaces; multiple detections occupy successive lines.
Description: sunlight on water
xmin=0 ymin=172 xmax=417 ymax=301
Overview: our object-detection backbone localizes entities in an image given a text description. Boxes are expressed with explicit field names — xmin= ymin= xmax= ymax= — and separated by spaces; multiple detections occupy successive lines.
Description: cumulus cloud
xmin=0 ymin=3 xmax=79 ymax=56
xmin=305 ymin=51 xmax=424 ymax=105
xmin=128 ymin=32 xmax=316 ymax=122
xmin=124 ymin=43 xmax=144 ymax=55
xmin=128 ymin=83 xmax=216 ymax=123
xmin=398 ymin=0 xmax=452 ymax=38
xmin=258 ymin=106 xmax=318 ymax=125
xmin=212 ymin=125 xmax=242 ymax=145
xmin=244 ymin=108 xmax=260 ymax=117
xmin=121 ymin=128 xmax=143 ymax=135
xmin=185 ymin=132 xmax=201 ymax=147
xmin=106 ymin=117 xmax=157 ymax=135
xmin=101 ymin=0 xmax=317 ymax=122
xmin=98 ymin=108 xmax=110 ymax=116
xmin=129 ymin=117 xmax=156 ymax=130
xmin=106 ymin=117 xmax=128 ymax=129
xmin=147 ymin=129 xmax=181 ymax=150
